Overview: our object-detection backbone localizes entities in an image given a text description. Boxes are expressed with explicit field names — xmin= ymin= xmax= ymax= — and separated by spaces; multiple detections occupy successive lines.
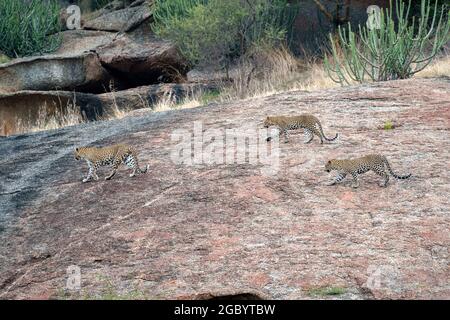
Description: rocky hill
xmin=0 ymin=77 xmax=449 ymax=299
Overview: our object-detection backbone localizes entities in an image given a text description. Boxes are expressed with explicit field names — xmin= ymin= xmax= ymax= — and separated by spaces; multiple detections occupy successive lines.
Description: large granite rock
xmin=83 ymin=0 xmax=152 ymax=32
xmin=84 ymin=6 xmax=141 ymax=31
xmin=0 ymin=53 xmax=111 ymax=94
xmin=0 ymin=20 xmax=187 ymax=95
xmin=0 ymin=82 xmax=218 ymax=136
xmin=96 ymin=24 xmax=188 ymax=87
xmin=0 ymin=78 xmax=448 ymax=299
xmin=0 ymin=0 xmax=186 ymax=100
xmin=56 ymin=30 xmax=116 ymax=55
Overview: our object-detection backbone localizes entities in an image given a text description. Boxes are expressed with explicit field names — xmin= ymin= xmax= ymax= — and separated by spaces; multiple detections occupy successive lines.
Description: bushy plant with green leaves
xmin=324 ymin=0 xmax=450 ymax=85
xmin=0 ymin=0 xmax=62 ymax=58
xmin=152 ymin=0 xmax=296 ymax=72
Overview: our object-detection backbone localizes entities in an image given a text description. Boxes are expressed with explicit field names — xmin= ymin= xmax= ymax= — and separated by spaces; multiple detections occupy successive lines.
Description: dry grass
xmin=153 ymin=90 xmax=200 ymax=112
xmin=415 ymin=54 xmax=450 ymax=78
xmin=218 ymin=47 xmax=339 ymax=102
xmin=14 ymin=96 xmax=86 ymax=135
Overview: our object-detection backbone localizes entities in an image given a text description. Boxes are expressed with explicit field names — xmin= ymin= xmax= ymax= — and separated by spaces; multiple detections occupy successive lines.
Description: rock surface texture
xmin=0 ymin=78 xmax=449 ymax=299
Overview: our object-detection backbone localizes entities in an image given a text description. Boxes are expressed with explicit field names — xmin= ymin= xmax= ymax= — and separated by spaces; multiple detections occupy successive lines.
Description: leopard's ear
xmin=327 ymin=160 xmax=331 ymax=164
xmin=75 ymin=147 xmax=79 ymax=152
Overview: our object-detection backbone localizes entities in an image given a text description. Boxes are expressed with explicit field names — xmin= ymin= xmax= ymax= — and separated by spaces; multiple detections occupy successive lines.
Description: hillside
xmin=0 ymin=77 xmax=449 ymax=299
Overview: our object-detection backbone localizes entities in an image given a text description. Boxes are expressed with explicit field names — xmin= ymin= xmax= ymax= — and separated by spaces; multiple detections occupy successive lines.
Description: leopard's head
xmin=325 ymin=159 xmax=337 ymax=172
xmin=263 ymin=116 xmax=276 ymax=128
xmin=74 ymin=147 xmax=86 ymax=161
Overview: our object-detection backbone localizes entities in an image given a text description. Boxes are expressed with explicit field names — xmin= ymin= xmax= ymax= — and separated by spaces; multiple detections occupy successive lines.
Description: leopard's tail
xmin=128 ymin=147 xmax=149 ymax=174
xmin=317 ymin=122 xmax=339 ymax=141
xmin=383 ymin=157 xmax=411 ymax=179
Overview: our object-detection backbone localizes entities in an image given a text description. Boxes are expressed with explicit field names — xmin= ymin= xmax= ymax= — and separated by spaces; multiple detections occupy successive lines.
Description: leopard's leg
xmin=312 ymin=124 xmax=324 ymax=144
xmin=303 ymin=128 xmax=314 ymax=144
xmin=105 ymin=158 xmax=121 ymax=180
xmin=327 ymin=172 xmax=347 ymax=186
xmin=282 ymin=128 xmax=290 ymax=143
xmin=92 ymin=166 xmax=99 ymax=181
xmin=373 ymin=166 xmax=389 ymax=187
xmin=266 ymin=126 xmax=279 ymax=142
xmin=83 ymin=162 xmax=98 ymax=183
xmin=124 ymin=153 xmax=140 ymax=177
xmin=351 ymin=172 xmax=359 ymax=188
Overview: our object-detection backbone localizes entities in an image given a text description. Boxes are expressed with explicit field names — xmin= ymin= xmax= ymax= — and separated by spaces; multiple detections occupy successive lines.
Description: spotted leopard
xmin=263 ymin=114 xmax=339 ymax=144
xmin=325 ymin=154 xmax=411 ymax=188
xmin=74 ymin=144 xmax=149 ymax=182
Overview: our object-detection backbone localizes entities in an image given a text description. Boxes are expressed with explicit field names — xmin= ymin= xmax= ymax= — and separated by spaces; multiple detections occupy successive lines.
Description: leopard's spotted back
xmin=75 ymin=144 xmax=130 ymax=164
xmin=325 ymin=154 xmax=411 ymax=188
xmin=75 ymin=144 xmax=148 ymax=182
xmin=264 ymin=114 xmax=338 ymax=144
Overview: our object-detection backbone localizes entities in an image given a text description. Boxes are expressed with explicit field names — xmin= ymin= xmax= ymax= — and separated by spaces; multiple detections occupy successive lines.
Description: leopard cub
xmin=325 ymin=154 xmax=411 ymax=188
xmin=74 ymin=144 xmax=149 ymax=183
xmin=263 ymin=114 xmax=339 ymax=144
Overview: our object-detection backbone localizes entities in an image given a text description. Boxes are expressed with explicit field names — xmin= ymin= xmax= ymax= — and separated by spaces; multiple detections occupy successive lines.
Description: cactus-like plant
xmin=0 ymin=0 xmax=62 ymax=58
xmin=324 ymin=0 xmax=450 ymax=85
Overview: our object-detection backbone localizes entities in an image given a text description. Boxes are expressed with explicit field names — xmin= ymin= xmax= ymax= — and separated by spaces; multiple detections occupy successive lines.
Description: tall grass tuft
xmin=0 ymin=0 xmax=62 ymax=58
xmin=219 ymin=47 xmax=338 ymax=101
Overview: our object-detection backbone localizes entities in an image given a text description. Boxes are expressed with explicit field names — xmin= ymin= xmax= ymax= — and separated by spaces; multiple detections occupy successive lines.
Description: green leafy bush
xmin=324 ymin=0 xmax=450 ymax=85
xmin=152 ymin=0 xmax=296 ymax=70
xmin=0 ymin=0 xmax=62 ymax=58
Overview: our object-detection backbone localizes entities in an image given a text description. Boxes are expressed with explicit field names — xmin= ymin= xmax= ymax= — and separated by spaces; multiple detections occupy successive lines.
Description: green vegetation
xmin=0 ymin=0 xmax=62 ymax=58
xmin=57 ymin=276 xmax=148 ymax=300
xmin=0 ymin=53 xmax=10 ymax=64
xmin=324 ymin=0 xmax=450 ymax=85
xmin=200 ymin=89 xmax=221 ymax=104
xmin=383 ymin=120 xmax=394 ymax=130
xmin=306 ymin=286 xmax=346 ymax=297
xmin=152 ymin=0 xmax=296 ymax=73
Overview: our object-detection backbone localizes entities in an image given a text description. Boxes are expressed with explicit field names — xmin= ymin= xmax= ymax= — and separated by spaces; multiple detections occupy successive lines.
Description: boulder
xmin=121 ymin=0 xmax=154 ymax=33
xmin=1 ymin=1 xmax=187 ymax=94
xmin=0 ymin=82 xmax=219 ymax=136
xmin=0 ymin=91 xmax=102 ymax=136
xmin=80 ymin=0 xmax=152 ymax=32
xmin=0 ymin=53 xmax=112 ymax=94
xmin=83 ymin=6 xmax=142 ymax=31
xmin=96 ymin=24 xmax=189 ymax=88
xmin=56 ymin=30 xmax=116 ymax=55
xmin=0 ymin=78 xmax=449 ymax=299
xmin=96 ymin=82 xmax=219 ymax=111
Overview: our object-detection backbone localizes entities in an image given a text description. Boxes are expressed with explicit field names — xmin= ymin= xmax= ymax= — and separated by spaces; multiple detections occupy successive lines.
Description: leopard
xmin=325 ymin=154 xmax=411 ymax=188
xmin=263 ymin=114 xmax=339 ymax=144
xmin=74 ymin=144 xmax=149 ymax=183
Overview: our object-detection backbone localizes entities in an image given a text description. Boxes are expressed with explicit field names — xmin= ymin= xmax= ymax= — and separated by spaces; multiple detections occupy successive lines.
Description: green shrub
xmin=324 ymin=0 xmax=450 ymax=85
xmin=383 ymin=120 xmax=394 ymax=130
xmin=307 ymin=286 xmax=346 ymax=297
xmin=152 ymin=0 xmax=296 ymax=71
xmin=0 ymin=0 xmax=62 ymax=58
xmin=0 ymin=53 xmax=10 ymax=64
